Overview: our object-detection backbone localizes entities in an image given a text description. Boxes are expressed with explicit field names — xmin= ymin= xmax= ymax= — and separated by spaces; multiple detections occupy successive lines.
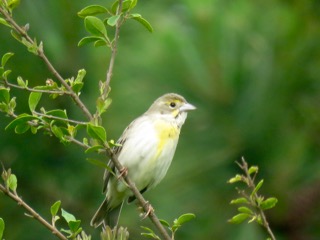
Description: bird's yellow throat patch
xmin=154 ymin=120 xmax=180 ymax=159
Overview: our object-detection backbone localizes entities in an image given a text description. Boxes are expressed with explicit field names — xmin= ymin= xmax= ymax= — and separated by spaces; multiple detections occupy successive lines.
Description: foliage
xmin=141 ymin=213 xmax=195 ymax=240
xmin=0 ymin=0 xmax=320 ymax=239
xmin=228 ymin=158 xmax=277 ymax=240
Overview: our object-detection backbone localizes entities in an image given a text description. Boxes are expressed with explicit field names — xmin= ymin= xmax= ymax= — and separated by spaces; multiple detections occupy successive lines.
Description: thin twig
xmin=0 ymin=184 xmax=67 ymax=240
xmin=1 ymin=80 xmax=70 ymax=95
xmin=0 ymin=7 xmax=93 ymax=121
xmin=34 ymin=111 xmax=88 ymax=125
xmin=104 ymin=0 xmax=123 ymax=91
xmin=65 ymin=136 xmax=90 ymax=149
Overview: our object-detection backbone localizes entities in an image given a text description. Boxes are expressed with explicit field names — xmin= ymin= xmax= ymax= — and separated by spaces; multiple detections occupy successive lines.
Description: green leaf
xmin=17 ymin=76 xmax=27 ymax=87
xmin=78 ymin=36 xmax=104 ymax=47
xmin=75 ymin=69 xmax=86 ymax=83
xmin=7 ymin=0 xmax=20 ymax=10
xmin=60 ymin=228 xmax=72 ymax=237
xmin=0 ymin=17 xmax=10 ymax=27
xmin=0 ymin=218 xmax=4 ymax=239
xmin=140 ymin=226 xmax=160 ymax=240
xmin=78 ymin=5 xmax=108 ymax=18
xmin=228 ymin=213 xmax=251 ymax=224
xmin=68 ymin=220 xmax=81 ymax=233
xmin=1 ymin=52 xmax=14 ymax=67
xmin=84 ymin=16 xmax=107 ymax=37
xmin=108 ymin=139 xmax=122 ymax=148
xmin=111 ymin=0 xmax=119 ymax=14
xmin=176 ymin=213 xmax=196 ymax=225
xmin=227 ymin=174 xmax=243 ymax=184
xmin=28 ymin=92 xmax=42 ymax=112
xmin=7 ymin=173 xmax=17 ymax=192
xmin=260 ymin=197 xmax=278 ymax=210
xmin=61 ymin=208 xmax=76 ymax=223
xmin=50 ymin=200 xmax=61 ymax=217
xmin=86 ymin=123 xmax=107 ymax=143
xmin=21 ymin=37 xmax=38 ymax=55
xmin=0 ymin=88 xmax=10 ymax=104
xmin=251 ymin=179 xmax=264 ymax=197
xmin=159 ymin=219 xmax=170 ymax=228
xmin=11 ymin=29 xmax=22 ymax=43
xmin=14 ymin=122 xmax=30 ymax=134
xmin=83 ymin=138 xmax=88 ymax=146
xmin=0 ymin=103 xmax=8 ymax=113
xmin=96 ymin=97 xmax=112 ymax=115
xmin=172 ymin=214 xmax=195 ymax=232
xmin=129 ymin=13 xmax=153 ymax=32
xmin=8 ymin=96 xmax=16 ymax=112
xmin=238 ymin=207 xmax=253 ymax=214
xmin=107 ymin=15 xmax=121 ymax=27
xmin=5 ymin=114 xmax=39 ymax=131
xmin=2 ymin=69 xmax=12 ymax=79
xmin=86 ymin=158 xmax=114 ymax=174
xmin=130 ymin=0 xmax=137 ymax=9
xmin=111 ymin=0 xmax=133 ymax=14
xmin=67 ymin=125 xmax=77 ymax=137
xmin=46 ymin=109 xmax=68 ymax=119
xmin=51 ymin=125 xmax=65 ymax=141
xmin=85 ymin=145 xmax=104 ymax=154
xmin=248 ymin=166 xmax=259 ymax=175
xmin=94 ymin=39 xmax=107 ymax=47
xmin=30 ymin=126 xmax=38 ymax=134
xmin=230 ymin=197 xmax=249 ymax=205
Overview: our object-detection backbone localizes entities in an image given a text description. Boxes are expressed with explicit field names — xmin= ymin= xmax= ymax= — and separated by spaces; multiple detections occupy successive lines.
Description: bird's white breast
xmin=115 ymin=115 xmax=180 ymax=193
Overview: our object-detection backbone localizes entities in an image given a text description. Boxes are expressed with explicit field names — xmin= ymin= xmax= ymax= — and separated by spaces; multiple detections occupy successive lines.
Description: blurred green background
xmin=1 ymin=0 xmax=320 ymax=239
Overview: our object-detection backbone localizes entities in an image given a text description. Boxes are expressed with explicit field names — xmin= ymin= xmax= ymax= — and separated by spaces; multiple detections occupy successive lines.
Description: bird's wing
xmin=102 ymin=159 xmax=114 ymax=193
xmin=101 ymin=120 xmax=135 ymax=193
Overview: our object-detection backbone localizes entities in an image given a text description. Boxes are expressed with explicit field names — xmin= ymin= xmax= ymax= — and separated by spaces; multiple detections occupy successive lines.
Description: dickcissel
xmin=91 ymin=93 xmax=196 ymax=228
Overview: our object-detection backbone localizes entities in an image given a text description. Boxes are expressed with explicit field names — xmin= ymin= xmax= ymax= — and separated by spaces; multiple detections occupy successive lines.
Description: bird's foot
xmin=117 ymin=167 xmax=128 ymax=179
xmin=142 ymin=201 xmax=154 ymax=219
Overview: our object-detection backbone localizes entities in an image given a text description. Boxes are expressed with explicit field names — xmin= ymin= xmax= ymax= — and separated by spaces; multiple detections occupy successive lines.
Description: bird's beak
xmin=180 ymin=102 xmax=196 ymax=112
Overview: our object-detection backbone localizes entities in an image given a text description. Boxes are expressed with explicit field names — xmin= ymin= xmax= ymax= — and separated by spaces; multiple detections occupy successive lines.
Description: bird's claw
xmin=117 ymin=167 xmax=128 ymax=179
xmin=142 ymin=202 xmax=154 ymax=219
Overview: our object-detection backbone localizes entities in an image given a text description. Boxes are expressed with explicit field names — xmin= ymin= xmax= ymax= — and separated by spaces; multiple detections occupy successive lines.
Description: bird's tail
xmin=90 ymin=198 xmax=123 ymax=228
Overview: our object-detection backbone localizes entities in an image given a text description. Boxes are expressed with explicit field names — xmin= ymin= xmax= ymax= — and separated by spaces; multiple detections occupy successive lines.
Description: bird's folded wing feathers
xmin=102 ymin=131 xmax=128 ymax=193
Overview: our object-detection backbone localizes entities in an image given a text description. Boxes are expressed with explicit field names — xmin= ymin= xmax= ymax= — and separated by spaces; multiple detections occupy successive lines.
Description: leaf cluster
xmin=78 ymin=0 xmax=152 ymax=48
xmin=141 ymin=213 xmax=196 ymax=240
xmin=228 ymin=158 xmax=277 ymax=239
xmin=1 ymin=167 xmax=17 ymax=193
xmin=0 ymin=53 xmax=16 ymax=115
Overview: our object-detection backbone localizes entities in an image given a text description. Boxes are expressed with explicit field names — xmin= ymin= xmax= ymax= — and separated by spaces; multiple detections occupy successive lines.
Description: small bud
xmin=46 ymin=79 xmax=54 ymax=86
xmin=228 ymin=174 xmax=243 ymax=183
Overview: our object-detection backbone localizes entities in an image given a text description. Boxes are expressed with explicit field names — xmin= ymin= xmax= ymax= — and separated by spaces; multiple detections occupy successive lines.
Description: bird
xmin=90 ymin=93 xmax=196 ymax=228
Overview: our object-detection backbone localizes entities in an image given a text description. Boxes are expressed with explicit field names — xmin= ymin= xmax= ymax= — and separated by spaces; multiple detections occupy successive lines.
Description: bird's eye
xmin=169 ymin=102 xmax=176 ymax=108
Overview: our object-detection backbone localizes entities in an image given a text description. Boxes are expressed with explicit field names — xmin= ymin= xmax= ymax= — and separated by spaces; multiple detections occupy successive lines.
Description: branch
xmin=239 ymin=158 xmax=276 ymax=240
xmin=104 ymin=0 xmax=123 ymax=92
xmin=65 ymin=136 xmax=90 ymax=150
xmin=0 ymin=7 xmax=93 ymax=121
xmin=65 ymin=138 xmax=171 ymax=239
xmin=1 ymin=79 xmax=70 ymax=95
xmin=34 ymin=111 xmax=88 ymax=125
xmin=105 ymin=148 xmax=172 ymax=240
xmin=0 ymin=184 xmax=67 ymax=240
